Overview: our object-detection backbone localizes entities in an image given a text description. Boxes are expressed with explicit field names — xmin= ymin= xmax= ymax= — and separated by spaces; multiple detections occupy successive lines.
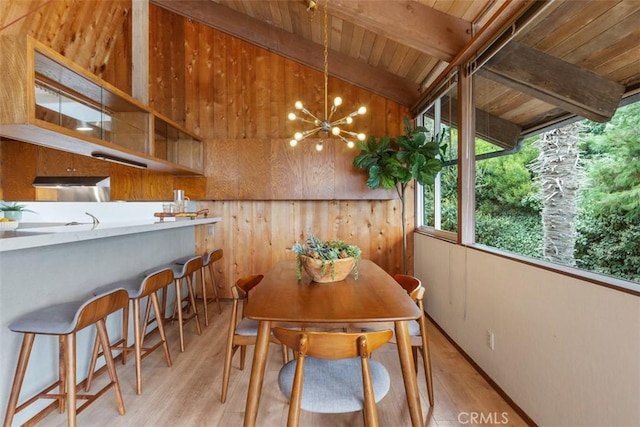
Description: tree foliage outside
xmin=469 ymin=102 xmax=640 ymax=283
xmin=574 ymin=103 xmax=640 ymax=282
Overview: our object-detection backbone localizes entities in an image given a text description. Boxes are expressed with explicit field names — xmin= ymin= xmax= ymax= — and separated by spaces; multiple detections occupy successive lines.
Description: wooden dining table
xmin=242 ymin=259 xmax=424 ymax=427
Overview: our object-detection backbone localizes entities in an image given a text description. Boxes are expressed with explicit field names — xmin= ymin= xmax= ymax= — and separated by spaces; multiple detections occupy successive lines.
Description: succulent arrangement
xmin=292 ymin=234 xmax=362 ymax=281
xmin=0 ymin=202 xmax=36 ymax=213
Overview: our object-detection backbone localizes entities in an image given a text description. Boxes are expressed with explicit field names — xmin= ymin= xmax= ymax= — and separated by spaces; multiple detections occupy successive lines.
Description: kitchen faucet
xmin=85 ymin=212 xmax=100 ymax=226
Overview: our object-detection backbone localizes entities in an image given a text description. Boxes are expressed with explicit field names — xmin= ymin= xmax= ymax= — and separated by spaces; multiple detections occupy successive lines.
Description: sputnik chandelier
xmin=287 ymin=0 xmax=367 ymax=152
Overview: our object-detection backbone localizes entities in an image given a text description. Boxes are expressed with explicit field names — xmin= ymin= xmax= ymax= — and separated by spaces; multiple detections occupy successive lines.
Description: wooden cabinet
xmin=36 ymin=147 xmax=110 ymax=176
xmin=0 ymin=35 xmax=203 ymax=176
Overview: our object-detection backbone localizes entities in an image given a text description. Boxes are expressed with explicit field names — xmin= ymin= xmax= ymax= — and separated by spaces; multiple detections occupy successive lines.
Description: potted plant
xmin=0 ymin=202 xmax=36 ymax=221
xmin=353 ymin=117 xmax=446 ymax=274
xmin=292 ymin=235 xmax=362 ymax=282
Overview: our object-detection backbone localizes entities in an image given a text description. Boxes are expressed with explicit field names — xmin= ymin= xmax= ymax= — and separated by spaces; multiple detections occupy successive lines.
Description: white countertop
xmin=0 ymin=217 xmax=220 ymax=252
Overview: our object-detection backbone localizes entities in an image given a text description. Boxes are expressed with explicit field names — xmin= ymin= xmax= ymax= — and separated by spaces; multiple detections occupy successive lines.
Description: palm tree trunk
xmin=532 ymin=123 xmax=582 ymax=266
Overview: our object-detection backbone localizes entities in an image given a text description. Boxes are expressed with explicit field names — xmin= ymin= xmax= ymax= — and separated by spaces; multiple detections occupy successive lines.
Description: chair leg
xmin=3 ymin=333 xmax=35 ymax=427
xmin=85 ymin=333 xmax=101 ymax=391
xmin=200 ymin=267 xmax=209 ymax=327
xmin=64 ymin=331 xmax=77 ymax=427
xmin=185 ymin=275 xmax=202 ymax=336
xmin=58 ymin=336 xmax=66 ymax=413
xmin=150 ymin=292 xmax=172 ymax=367
xmin=175 ymin=280 xmax=185 ymax=352
xmin=419 ymin=316 xmax=434 ymax=407
xmin=96 ymin=319 xmax=125 ymax=415
xmin=361 ymin=357 xmax=379 ymax=427
xmin=240 ymin=345 xmax=246 ymax=370
xmin=207 ymin=262 xmax=222 ymax=314
xmin=221 ymin=301 xmax=239 ymax=403
xmin=287 ymin=356 xmax=305 ymax=427
xmin=132 ymin=299 xmax=143 ymax=395
xmin=120 ymin=302 xmax=129 ymax=365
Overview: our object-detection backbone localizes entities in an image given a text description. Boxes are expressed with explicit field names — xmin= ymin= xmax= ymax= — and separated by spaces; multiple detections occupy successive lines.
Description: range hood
xmin=32 ymin=176 xmax=110 ymax=187
xmin=32 ymin=176 xmax=110 ymax=202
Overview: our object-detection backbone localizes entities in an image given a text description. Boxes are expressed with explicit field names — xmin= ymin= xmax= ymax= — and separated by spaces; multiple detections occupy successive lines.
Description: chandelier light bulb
xmin=288 ymin=112 xmax=297 ymax=121
xmin=333 ymin=97 xmax=342 ymax=107
xmin=331 ymin=127 xmax=341 ymax=136
xmin=357 ymin=133 xmax=366 ymax=141
xmin=316 ymin=142 xmax=323 ymax=151
xmin=294 ymin=132 xmax=304 ymax=141
xmin=295 ymin=101 xmax=304 ymax=110
xmin=358 ymin=106 xmax=367 ymax=115
xmin=290 ymin=139 xmax=298 ymax=147
xmin=346 ymin=117 xmax=353 ymax=124
xmin=347 ymin=140 xmax=355 ymax=148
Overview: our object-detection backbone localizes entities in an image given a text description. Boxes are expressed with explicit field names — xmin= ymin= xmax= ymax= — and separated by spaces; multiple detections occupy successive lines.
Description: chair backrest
xmin=393 ymin=274 xmax=424 ymax=302
xmin=141 ymin=268 xmax=174 ymax=297
xmin=272 ymin=328 xmax=392 ymax=360
xmin=182 ymin=256 xmax=203 ymax=276
xmin=76 ymin=289 xmax=129 ymax=331
xmin=231 ymin=274 xmax=264 ymax=300
xmin=229 ymin=274 xmax=264 ymax=328
xmin=205 ymin=248 xmax=223 ymax=265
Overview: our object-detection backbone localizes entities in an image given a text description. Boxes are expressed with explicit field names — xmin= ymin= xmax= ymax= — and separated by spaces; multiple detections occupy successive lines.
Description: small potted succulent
xmin=292 ymin=234 xmax=362 ymax=282
xmin=0 ymin=202 xmax=36 ymax=222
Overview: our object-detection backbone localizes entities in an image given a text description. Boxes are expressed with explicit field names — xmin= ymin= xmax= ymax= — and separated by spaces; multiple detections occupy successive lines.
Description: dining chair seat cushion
xmin=235 ymin=317 xmax=260 ymax=336
xmin=278 ymin=357 xmax=390 ymax=414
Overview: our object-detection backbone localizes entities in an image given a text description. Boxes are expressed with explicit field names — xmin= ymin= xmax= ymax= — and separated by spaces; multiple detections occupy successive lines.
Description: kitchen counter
xmin=0 ymin=217 xmax=220 ymax=252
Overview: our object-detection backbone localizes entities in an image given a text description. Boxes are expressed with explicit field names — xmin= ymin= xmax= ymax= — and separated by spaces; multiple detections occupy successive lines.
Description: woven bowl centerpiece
xmin=299 ymin=255 xmax=356 ymax=283
xmin=292 ymin=234 xmax=361 ymax=283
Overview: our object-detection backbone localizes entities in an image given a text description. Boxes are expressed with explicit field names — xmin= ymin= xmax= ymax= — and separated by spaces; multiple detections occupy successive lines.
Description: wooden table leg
xmin=395 ymin=320 xmax=424 ymax=427
xmin=243 ymin=320 xmax=272 ymax=427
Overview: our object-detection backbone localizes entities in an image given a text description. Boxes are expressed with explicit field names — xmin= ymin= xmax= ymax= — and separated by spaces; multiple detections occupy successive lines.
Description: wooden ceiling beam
xmin=428 ymin=96 xmax=522 ymax=149
xmin=329 ymin=0 xmax=472 ymax=63
xmin=150 ymin=0 xmax=420 ymax=106
xmin=482 ymin=41 xmax=625 ymax=123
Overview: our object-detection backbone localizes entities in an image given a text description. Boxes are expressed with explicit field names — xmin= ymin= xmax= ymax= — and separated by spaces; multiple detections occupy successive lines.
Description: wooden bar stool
xmin=85 ymin=268 xmax=175 ymax=395
xmin=173 ymin=248 xmax=223 ymax=327
xmin=3 ymin=288 xmax=129 ymax=427
xmin=146 ymin=256 xmax=203 ymax=352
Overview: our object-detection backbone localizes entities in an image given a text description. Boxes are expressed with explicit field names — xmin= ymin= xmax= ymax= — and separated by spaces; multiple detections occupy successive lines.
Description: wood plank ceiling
xmin=152 ymin=0 xmax=640 ymax=147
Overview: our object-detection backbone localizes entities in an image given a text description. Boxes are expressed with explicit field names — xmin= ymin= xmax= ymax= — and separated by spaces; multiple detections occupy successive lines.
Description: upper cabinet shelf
xmin=0 ymin=36 xmax=203 ymax=175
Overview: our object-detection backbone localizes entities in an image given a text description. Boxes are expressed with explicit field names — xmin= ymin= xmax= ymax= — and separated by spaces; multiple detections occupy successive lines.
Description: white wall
xmin=415 ymin=234 xmax=640 ymax=426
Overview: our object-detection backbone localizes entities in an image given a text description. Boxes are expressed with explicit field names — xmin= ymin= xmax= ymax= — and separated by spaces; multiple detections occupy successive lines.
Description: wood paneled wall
xmin=150 ymin=5 xmax=414 ymax=294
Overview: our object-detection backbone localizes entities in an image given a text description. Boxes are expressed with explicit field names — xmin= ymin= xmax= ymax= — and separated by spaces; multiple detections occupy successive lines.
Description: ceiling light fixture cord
xmin=288 ymin=0 xmax=367 ymax=151
xmin=323 ymin=0 xmax=328 ymax=122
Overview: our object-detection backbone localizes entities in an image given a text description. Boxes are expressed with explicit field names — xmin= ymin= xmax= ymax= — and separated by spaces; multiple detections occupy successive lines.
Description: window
xmin=418 ymin=81 xmax=458 ymax=236
xmin=474 ymin=100 xmax=640 ymax=285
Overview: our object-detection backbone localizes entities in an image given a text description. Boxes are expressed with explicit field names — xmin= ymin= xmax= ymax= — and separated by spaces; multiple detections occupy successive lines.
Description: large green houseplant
xmin=353 ymin=117 xmax=446 ymax=273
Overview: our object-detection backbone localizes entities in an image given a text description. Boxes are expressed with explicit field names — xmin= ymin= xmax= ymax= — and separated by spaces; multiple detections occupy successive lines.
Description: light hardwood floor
xmin=34 ymin=300 xmax=530 ymax=427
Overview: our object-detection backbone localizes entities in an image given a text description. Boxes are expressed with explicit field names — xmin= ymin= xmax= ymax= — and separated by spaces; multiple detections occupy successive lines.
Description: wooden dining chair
xmin=354 ymin=274 xmax=434 ymax=407
xmin=221 ymin=275 xmax=288 ymax=403
xmin=272 ymin=327 xmax=393 ymax=427
xmin=393 ymin=274 xmax=434 ymax=407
